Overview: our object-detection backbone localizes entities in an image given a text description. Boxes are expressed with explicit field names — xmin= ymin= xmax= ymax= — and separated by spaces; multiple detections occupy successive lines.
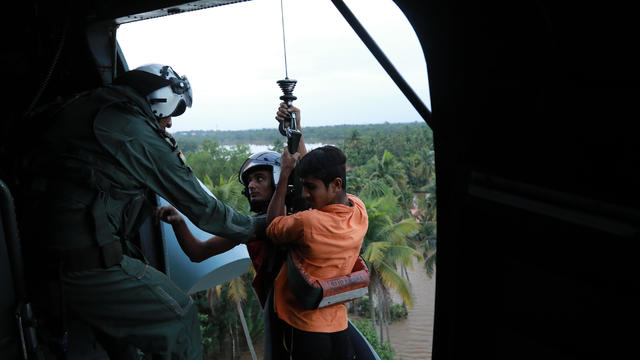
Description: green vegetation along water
xmin=173 ymin=121 xmax=429 ymax=154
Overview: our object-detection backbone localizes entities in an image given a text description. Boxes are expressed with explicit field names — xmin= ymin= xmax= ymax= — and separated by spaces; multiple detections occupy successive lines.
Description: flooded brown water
xmin=388 ymin=258 xmax=435 ymax=360
xmin=239 ymin=259 xmax=435 ymax=360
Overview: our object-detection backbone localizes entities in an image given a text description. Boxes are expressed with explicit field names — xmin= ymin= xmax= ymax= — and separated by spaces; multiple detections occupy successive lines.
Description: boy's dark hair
xmin=298 ymin=145 xmax=347 ymax=192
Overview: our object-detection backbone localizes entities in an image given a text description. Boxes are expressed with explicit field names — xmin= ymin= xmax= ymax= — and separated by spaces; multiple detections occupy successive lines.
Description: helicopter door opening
xmin=116 ymin=0 xmax=434 ymax=358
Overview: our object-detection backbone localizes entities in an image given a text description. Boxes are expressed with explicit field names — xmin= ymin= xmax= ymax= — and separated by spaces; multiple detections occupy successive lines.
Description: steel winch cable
xmin=276 ymin=0 xmax=300 ymax=152
xmin=280 ymin=0 xmax=290 ymax=79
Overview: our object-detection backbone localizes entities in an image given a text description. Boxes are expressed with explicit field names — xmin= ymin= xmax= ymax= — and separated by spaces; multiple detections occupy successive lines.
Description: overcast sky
xmin=117 ymin=0 xmax=430 ymax=132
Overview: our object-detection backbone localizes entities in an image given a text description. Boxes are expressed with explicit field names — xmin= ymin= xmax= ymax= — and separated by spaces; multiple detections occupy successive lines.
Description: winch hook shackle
xmin=277 ymin=78 xmax=301 ymax=154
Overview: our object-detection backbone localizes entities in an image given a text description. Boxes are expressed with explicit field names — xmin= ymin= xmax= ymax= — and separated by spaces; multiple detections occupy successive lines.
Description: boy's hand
xmin=275 ymin=102 xmax=301 ymax=130
xmin=155 ymin=205 xmax=184 ymax=225
xmin=269 ymin=147 xmax=300 ymax=223
xmin=280 ymin=147 xmax=300 ymax=176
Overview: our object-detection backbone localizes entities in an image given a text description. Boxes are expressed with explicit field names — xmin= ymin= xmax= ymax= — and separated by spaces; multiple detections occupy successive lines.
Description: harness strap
xmin=286 ymin=251 xmax=323 ymax=310
xmin=90 ymin=188 xmax=114 ymax=247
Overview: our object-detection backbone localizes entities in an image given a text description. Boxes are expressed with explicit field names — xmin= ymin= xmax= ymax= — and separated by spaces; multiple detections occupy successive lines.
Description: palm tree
xmin=363 ymin=150 xmax=413 ymax=212
xmin=414 ymin=183 xmax=437 ymax=278
xmin=361 ymin=192 xmax=422 ymax=343
xmin=412 ymin=220 xmax=437 ymax=278
xmin=405 ymin=145 xmax=435 ymax=191
xmin=366 ymin=151 xmax=406 ymax=187
xmin=204 ymin=174 xmax=250 ymax=215
xmin=204 ymin=177 xmax=255 ymax=359
xmin=415 ymin=183 xmax=437 ymax=223
xmin=207 ymin=271 xmax=257 ymax=360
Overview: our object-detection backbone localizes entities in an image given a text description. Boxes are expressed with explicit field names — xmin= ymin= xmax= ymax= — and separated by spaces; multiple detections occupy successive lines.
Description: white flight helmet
xmin=135 ymin=64 xmax=193 ymax=118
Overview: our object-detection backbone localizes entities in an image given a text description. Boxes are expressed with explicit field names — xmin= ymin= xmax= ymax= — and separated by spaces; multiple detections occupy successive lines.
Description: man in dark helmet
xmin=17 ymin=64 xmax=266 ymax=359
xmin=240 ymin=151 xmax=283 ymax=213
xmin=156 ymin=150 xmax=283 ymax=260
xmin=157 ymin=150 xmax=286 ymax=299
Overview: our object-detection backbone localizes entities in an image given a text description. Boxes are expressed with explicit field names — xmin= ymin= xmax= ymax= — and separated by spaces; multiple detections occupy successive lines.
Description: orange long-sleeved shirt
xmin=266 ymin=193 xmax=368 ymax=333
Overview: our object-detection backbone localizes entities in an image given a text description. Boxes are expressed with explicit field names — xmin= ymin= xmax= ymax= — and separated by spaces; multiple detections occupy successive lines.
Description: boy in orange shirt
xmin=266 ymin=145 xmax=368 ymax=360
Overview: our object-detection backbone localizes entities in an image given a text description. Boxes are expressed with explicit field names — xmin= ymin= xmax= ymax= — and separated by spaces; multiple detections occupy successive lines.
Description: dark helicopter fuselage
xmin=2 ymin=1 xmax=639 ymax=359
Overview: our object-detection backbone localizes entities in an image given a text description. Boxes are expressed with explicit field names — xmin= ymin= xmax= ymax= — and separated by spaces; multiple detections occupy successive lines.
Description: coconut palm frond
xmin=210 ymin=175 xmax=249 ymax=213
xmin=366 ymin=211 xmax=393 ymax=227
xmin=374 ymin=219 xmax=418 ymax=247
xmin=362 ymin=241 xmax=391 ymax=265
xmin=385 ymin=245 xmax=423 ymax=267
xmin=370 ymin=193 xmax=401 ymax=213
xmin=227 ymin=276 xmax=247 ymax=304
xmin=246 ymin=265 xmax=256 ymax=277
xmin=377 ymin=260 xmax=412 ymax=307
xmin=421 ymin=237 xmax=437 ymax=255
xmin=425 ymin=251 xmax=437 ymax=278
xmin=361 ymin=179 xmax=393 ymax=200
xmin=387 ymin=219 xmax=421 ymax=245
xmin=202 ymin=174 xmax=214 ymax=192
xmin=365 ymin=215 xmax=393 ymax=242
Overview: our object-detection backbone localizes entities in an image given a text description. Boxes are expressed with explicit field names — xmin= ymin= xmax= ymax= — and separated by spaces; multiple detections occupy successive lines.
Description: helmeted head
xmin=238 ymin=151 xmax=281 ymax=213
xmin=114 ymin=63 xmax=193 ymax=119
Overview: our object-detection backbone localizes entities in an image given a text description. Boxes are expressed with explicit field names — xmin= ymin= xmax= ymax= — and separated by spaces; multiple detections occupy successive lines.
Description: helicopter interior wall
xmin=393 ymin=0 xmax=639 ymax=359
xmin=1 ymin=1 xmax=639 ymax=359
xmin=0 ymin=213 xmax=20 ymax=359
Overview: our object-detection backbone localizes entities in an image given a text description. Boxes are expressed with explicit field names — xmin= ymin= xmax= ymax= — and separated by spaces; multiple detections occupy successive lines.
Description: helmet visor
xmin=170 ymin=75 xmax=193 ymax=108
xmin=238 ymin=157 xmax=253 ymax=185
xmin=170 ymin=100 xmax=187 ymax=117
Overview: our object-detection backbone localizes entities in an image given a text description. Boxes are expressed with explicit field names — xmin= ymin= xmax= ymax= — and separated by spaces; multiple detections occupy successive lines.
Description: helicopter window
xmin=117 ymin=0 xmax=435 ymax=359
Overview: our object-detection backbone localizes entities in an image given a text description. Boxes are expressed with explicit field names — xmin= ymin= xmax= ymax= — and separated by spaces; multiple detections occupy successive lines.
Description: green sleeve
xmin=93 ymin=104 xmax=264 ymax=242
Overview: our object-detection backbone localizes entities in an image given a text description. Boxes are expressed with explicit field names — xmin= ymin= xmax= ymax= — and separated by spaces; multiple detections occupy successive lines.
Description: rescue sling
xmin=287 ymin=250 xmax=370 ymax=310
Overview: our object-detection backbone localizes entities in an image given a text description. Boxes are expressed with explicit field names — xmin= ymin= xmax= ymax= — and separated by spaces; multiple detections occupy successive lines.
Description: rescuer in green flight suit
xmin=19 ymin=64 xmax=264 ymax=359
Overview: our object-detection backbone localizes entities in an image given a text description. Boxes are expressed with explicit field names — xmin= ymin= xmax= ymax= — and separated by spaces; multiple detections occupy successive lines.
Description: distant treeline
xmin=173 ymin=121 xmax=429 ymax=153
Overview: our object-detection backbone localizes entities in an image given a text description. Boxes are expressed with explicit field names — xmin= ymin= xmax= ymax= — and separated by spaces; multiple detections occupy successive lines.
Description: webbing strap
xmin=286 ymin=252 xmax=323 ymax=310
xmin=91 ymin=189 xmax=113 ymax=247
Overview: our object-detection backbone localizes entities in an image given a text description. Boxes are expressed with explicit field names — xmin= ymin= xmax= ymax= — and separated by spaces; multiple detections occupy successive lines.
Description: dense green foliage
xmin=183 ymin=140 xmax=252 ymax=187
xmin=352 ymin=319 xmax=396 ymax=360
xmin=178 ymin=121 xmax=435 ymax=359
xmin=354 ymin=297 xmax=408 ymax=323
xmin=173 ymin=121 xmax=430 ymax=153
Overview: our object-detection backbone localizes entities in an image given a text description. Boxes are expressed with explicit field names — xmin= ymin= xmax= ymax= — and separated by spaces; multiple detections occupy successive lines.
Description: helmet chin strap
xmin=249 ymin=199 xmax=270 ymax=214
